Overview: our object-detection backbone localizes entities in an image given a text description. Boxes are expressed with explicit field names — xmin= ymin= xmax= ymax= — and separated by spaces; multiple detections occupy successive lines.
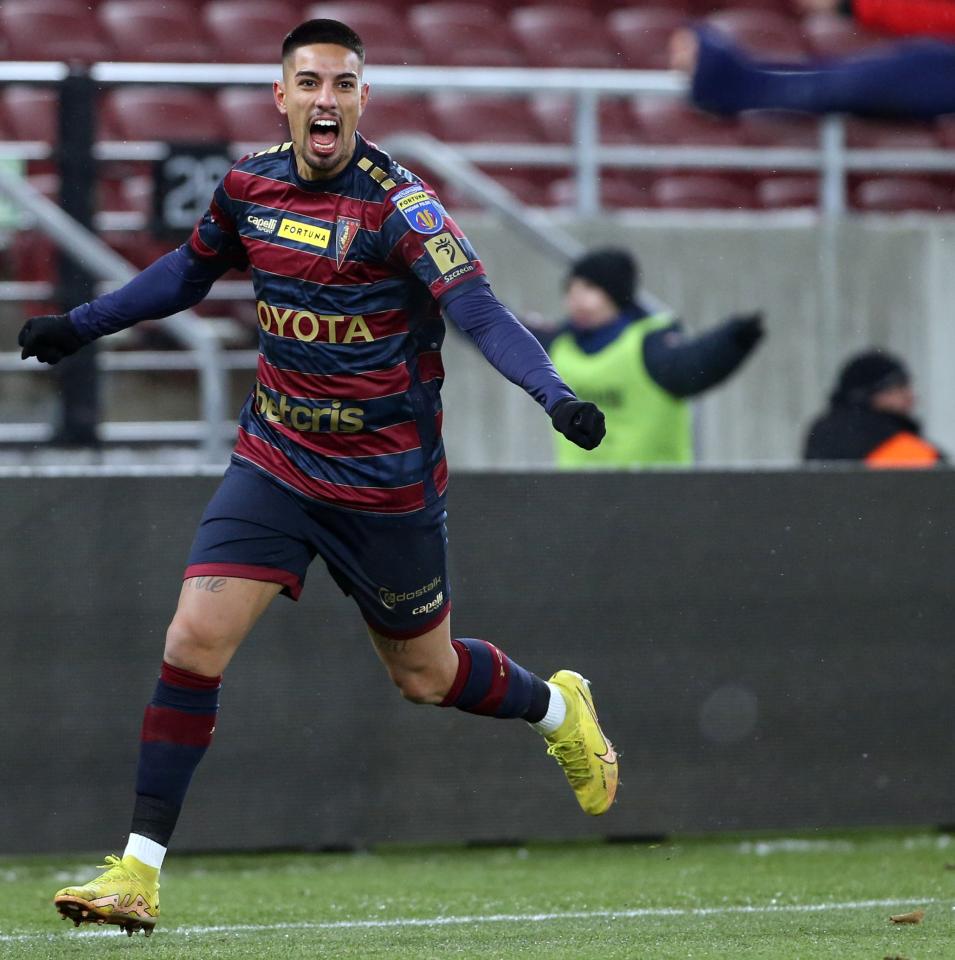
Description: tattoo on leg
xmin=191 ymin=577 xmax=227 ymax=593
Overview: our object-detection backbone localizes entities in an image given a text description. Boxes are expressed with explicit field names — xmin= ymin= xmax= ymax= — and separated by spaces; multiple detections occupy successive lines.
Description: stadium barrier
xmin=3 ymin=469 xmax=953 ymax=854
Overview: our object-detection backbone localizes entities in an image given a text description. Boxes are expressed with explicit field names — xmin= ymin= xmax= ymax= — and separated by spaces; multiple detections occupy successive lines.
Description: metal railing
xmin=0 ymin=61 xmax=951 ymax=457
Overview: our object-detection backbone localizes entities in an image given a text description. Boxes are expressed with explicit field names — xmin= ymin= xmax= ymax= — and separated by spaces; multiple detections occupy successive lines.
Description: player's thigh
xmin=165 ymin=576 xmax=282 ymax=675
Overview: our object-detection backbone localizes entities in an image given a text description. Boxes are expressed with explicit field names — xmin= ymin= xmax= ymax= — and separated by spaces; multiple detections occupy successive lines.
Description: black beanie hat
xmin=567 ymin=248 xmax=638 ymax=310
xmin=830 ymin=349 xmax=910 ymax=406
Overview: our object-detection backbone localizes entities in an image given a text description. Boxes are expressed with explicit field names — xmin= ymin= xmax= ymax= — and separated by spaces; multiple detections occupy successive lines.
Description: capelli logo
xmin=247 ymin=215 xmax=278 ymax=233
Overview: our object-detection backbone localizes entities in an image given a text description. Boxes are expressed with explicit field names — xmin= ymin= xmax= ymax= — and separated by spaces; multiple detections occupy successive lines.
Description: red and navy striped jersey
xmin=189 ymin=135 xmax=486 ymax=514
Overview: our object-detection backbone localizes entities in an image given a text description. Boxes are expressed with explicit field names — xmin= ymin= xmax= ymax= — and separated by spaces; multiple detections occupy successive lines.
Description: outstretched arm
xmin=19 ymin=245 xmax=231 ymax=364
xmin=442 ymin=282 xmax=605 ymax=449
xmin=643 ymin=312 xmax=764 ymax=398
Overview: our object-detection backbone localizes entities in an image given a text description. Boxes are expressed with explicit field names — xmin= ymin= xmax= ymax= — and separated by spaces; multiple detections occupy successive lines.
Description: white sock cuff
xmin=124 ymin=833 xmax=166 ymax=870
xmin=531 ymin=682 xmax=567 ymax=736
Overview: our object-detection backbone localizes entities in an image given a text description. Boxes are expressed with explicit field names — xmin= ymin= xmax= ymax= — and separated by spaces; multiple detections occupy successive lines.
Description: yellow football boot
xmin=545 ymin=670 xmax=619 ymax=815
xmin=54 ymin=854 xmax=159 ymax=937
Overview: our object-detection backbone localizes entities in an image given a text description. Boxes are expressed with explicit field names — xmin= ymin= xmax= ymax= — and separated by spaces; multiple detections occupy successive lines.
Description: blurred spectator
xmin=527 ymin=248 xmax=764 ymax=468
xmin=804 ymin=349 xmax=945 ymax=466
xmin=670 ymin=24 xmax=955 ymax=119
xmin=792 ymin=0 xmax=955 ymax=40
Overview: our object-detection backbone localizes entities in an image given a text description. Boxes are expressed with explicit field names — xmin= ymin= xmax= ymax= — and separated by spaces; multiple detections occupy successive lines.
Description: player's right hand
xmin=550 ymin=398 xmax=606 ymax=451
xmin=18 ymin=313 xmax=85 ymax=364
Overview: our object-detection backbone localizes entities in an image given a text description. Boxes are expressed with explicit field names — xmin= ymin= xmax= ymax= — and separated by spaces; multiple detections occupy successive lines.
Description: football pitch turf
xmin=1 ymin=830 xmax=952 ymax=959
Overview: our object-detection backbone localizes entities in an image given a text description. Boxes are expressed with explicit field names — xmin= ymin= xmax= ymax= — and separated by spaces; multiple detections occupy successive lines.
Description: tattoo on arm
xmin=191 ymin=576 xmax=227 ymax=593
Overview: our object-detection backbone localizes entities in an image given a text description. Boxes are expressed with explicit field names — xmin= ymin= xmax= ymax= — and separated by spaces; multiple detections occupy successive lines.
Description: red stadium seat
xmin=549 ymin=172 xmax=654 ymax=208
xmin=2 ymin=87 xmax=58 ymax=143
xmin=704 ymin=9 xmax=809 ymax=61
xmin=99 ymin=1 xmax=215 ymax=63
xmin=102 ymin=88 xmax=228 ymax=144
xmin=844 ymin=119 xmax=940 ymax=148
xmin=408 ymin=4 xmax=523 ymax=67
xmin=651 ymin=174 xmax=756 ymax=208
xmin=443 ymin=167 xmax=556 ymax=209
xmin=203 ymin=1 xmax=298 ymax=64
xmin=853 ymin=177 xmax=954 ymax=212
xmin=757 ymin=175 xmax=819 ymax=208
xmin=218 ymin=88 xmax=288 ymax=148
xmin=306 ymin=3 xmax=425 ymax=64
xmin=688 ymin=0 xmax=795 ymax=11
xmin=358 ymin=94 xmax=436 ymax=147
xmin=800 ymin=12 xmax=886 ymax=58
xmin=607 ymin=8 xmax=691 ymax=70
xmin=531 ymin=94 xmax=638 ymax=144
xmin=429 ymin=93 xmax=546 ymax=143
xmin=632 ymin=97 xmax=741 ymax=144
xmin=509 ymin=7 xmax=623 ymax=68
xmin=936 ymin=115 xmax=955 ymax=148
xmin=738 ymin=110 xmax=819 ymax=147
xmin=0 ymin=0 xmax=113 ymax=62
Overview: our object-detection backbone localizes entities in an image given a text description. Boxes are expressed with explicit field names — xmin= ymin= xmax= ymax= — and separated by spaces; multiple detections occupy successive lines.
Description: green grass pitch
xmin=1 ymin=830 xmax=952 ymax=959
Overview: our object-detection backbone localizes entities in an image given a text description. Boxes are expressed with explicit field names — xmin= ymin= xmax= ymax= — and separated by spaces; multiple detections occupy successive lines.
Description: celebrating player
xmin=19 ymin=19 xmax=616 ymax=937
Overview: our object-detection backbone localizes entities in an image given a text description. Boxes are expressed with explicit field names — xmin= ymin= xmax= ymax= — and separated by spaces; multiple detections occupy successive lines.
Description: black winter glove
xmin=723 ymin=311 xmax=765 ymax=351
xmin=550 ymin=398 xmax=606 ymax=451
xmin=18 ymin=313 xmax=86 ymax=364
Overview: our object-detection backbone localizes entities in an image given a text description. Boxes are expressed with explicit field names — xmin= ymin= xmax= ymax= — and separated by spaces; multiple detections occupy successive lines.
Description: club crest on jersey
xmin=393 ymin=184 xmax=445 ymax=235
xmin=335 ymin=216 xmax=360 ymax=269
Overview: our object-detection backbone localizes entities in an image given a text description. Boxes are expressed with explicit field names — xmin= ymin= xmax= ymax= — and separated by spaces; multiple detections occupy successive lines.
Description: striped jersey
xmin=189 ymin=134 xmax=486 ymax=515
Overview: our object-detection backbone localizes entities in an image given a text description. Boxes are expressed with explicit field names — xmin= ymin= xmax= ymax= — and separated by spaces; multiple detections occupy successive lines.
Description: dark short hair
xmin=282 ymin=19 xmax=365 ymax=64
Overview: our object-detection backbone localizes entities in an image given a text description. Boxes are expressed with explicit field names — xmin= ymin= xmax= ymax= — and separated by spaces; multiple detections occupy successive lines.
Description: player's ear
xmin=359 ymin=82 xmax=370 ymax=116
xmin=273 ymin=79 xmax=288 ymax=116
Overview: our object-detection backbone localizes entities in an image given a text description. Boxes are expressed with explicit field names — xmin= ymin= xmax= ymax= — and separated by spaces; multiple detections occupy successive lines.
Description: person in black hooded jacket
xmin=803 ymin=349 xmax=945 ymax=466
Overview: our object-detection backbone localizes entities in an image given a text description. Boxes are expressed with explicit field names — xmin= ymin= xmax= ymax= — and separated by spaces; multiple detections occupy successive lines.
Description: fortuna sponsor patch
xmin=277 ymin=217 xmax=331 ymax=248
xmin=393 ymin=184 xmax=445 ymax=235
xmin=335 ymin=216 xmax=360 ymax=269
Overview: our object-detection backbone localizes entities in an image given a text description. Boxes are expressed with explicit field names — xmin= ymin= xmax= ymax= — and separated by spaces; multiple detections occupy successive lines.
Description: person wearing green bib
xmin=534 ymin=248 xmax=765 ymax=468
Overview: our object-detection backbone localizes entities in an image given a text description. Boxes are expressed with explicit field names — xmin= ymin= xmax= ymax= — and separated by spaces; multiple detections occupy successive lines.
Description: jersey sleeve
xmin=188 ymin=167 xmax=250 ymax=272
xmin=378 ymin=181 xmax=486 ymax=300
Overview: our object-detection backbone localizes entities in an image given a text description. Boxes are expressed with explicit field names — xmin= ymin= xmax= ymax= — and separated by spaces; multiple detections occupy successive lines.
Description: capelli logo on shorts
xmin=378 ymin=576 xmax=443 ymax=610
xmin=412 ymin=592 xmax=444 ymax=616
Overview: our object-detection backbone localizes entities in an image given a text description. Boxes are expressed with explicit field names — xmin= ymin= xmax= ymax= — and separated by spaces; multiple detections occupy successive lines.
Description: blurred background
xmin=0 ymin=0 xmax=953 ymax=467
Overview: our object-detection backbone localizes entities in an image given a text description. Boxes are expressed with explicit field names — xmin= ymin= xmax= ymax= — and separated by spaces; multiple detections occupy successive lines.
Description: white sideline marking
xmin=0 ymin=898 xmax=942 ymax=943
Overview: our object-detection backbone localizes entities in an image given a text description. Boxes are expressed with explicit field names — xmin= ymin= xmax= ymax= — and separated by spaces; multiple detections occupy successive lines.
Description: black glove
xmin=550 ymin=398 xmax=606 ymax=451
xmin=18 ymin=313 xmax=86 ymax=365
xmin=724 ymin=311 xmax=765 ymax=351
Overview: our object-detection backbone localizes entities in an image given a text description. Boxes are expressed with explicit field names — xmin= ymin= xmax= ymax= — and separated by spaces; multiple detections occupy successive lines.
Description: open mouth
xmin=309 ymin=117 xmax=340 ymax=156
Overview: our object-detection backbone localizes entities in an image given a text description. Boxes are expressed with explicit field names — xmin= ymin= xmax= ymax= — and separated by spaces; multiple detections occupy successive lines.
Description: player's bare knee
xmin=391 ymin=667 xmax=449 ymax=705
xmin=164 ymin=614 xmax=230 ymax=666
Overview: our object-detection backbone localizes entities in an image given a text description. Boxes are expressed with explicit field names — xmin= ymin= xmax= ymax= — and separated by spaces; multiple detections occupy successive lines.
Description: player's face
xmin=565 ymin=278 xmax=619 ymax=330
xmin=274 ymin=43 xmax=369 ymax=181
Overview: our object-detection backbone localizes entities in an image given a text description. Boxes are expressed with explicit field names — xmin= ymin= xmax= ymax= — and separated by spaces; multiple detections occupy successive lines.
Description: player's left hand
xmin=18 ymin=313 xmax=85 ymax=364
xmin=551 ymin=399 xmax=606 ymax=450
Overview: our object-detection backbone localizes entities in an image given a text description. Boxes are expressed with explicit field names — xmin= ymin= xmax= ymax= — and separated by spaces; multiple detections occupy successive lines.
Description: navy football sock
xmin=130 ymin=661 xmax=220 ymax=847
xmin=439 ymin=638 xmax=550 ymax=722
xmin=692 ymin=29 xmax=955 ymax=119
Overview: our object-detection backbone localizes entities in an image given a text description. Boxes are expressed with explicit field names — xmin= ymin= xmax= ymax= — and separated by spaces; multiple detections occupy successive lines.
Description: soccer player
xmin=18 ymin=19 xmax=616 ymax=938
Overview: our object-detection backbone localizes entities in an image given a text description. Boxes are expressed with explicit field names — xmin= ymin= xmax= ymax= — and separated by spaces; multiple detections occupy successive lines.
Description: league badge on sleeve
xmin=393 ymin=184 xmax=445 ymax=235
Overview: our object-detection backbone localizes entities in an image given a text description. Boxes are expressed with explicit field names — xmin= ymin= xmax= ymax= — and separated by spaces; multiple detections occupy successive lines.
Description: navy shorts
xmin=185 ymin=460 xmax=451 ymax=638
